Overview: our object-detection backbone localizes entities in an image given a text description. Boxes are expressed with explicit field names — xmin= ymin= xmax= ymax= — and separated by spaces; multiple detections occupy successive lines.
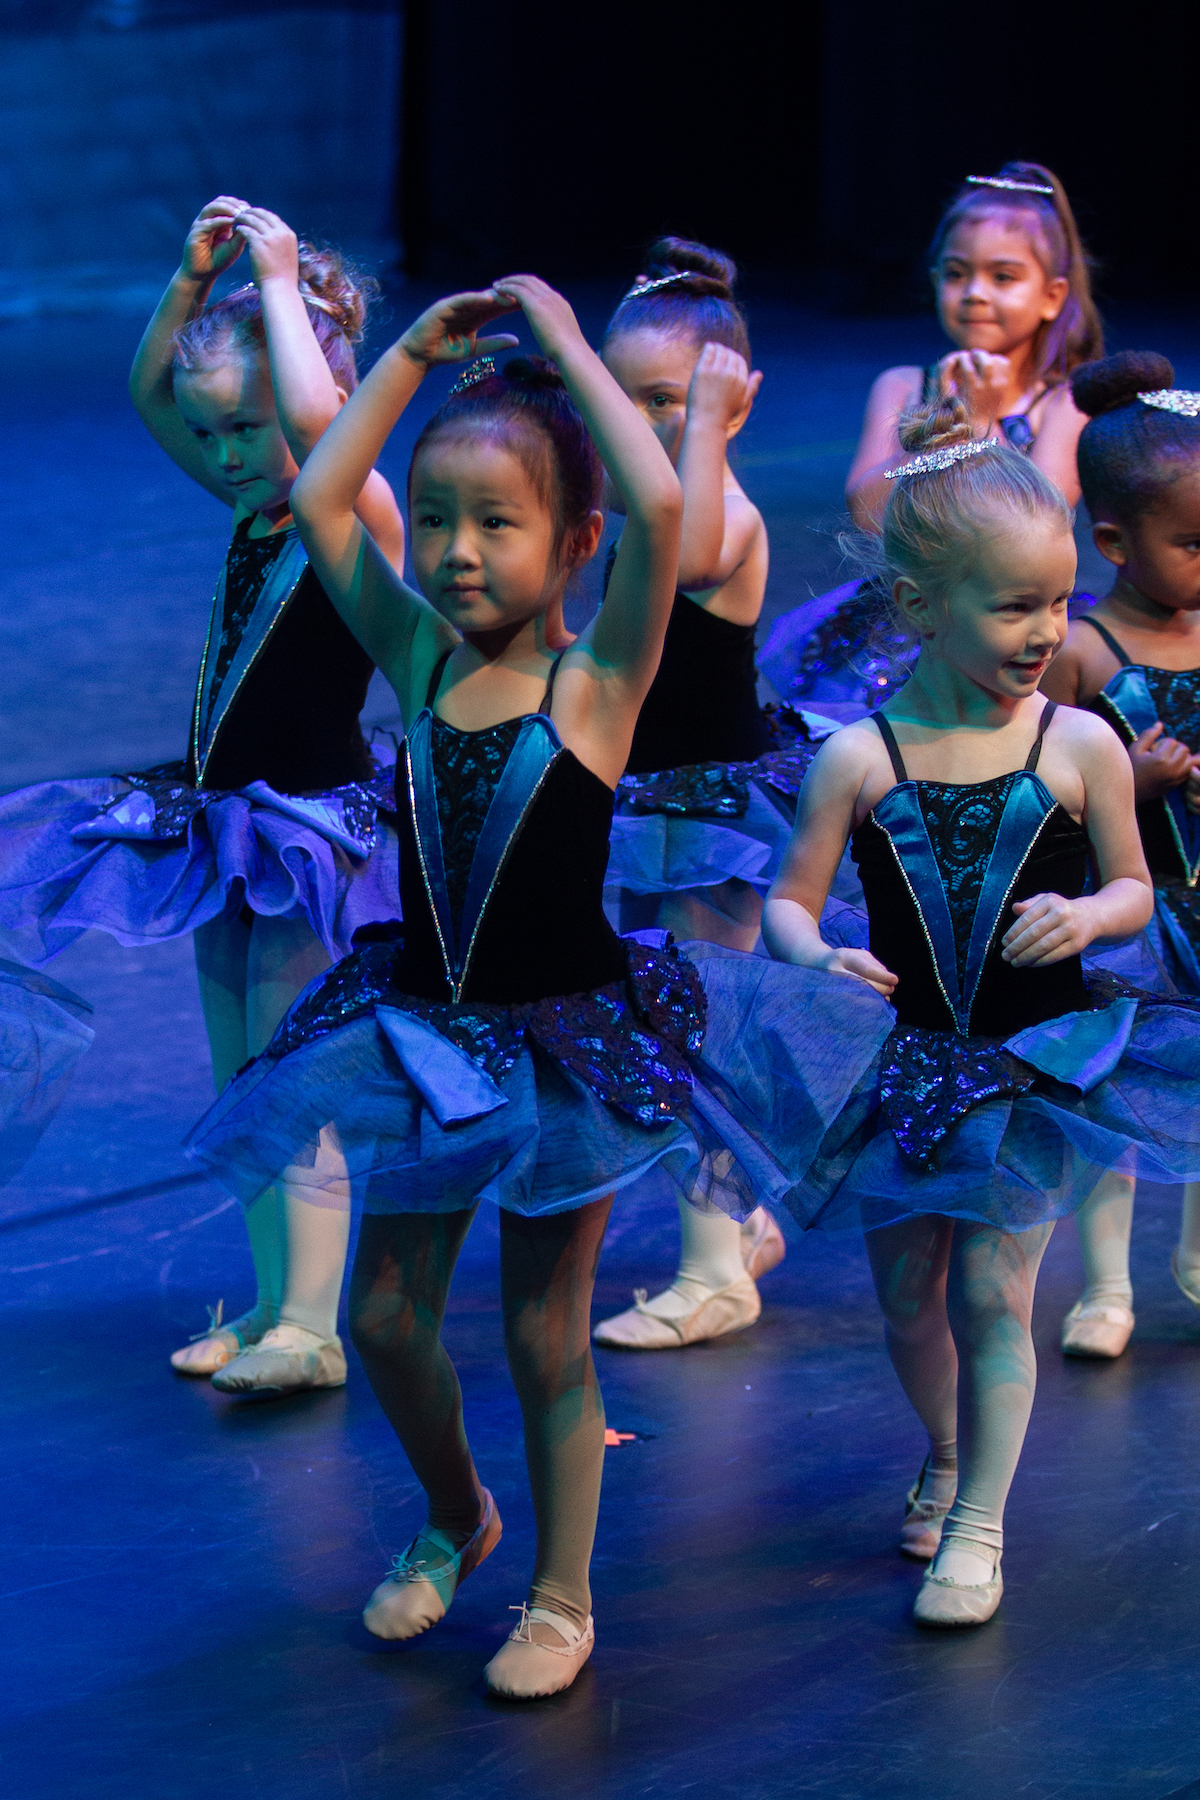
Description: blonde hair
xmin=881 ymin=394 xmax=1074 ymax=599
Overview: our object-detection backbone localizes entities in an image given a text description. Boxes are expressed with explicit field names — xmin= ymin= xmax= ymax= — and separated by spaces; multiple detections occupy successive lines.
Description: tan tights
xmin=350 ymin=1195 xmax=613 ymax=1632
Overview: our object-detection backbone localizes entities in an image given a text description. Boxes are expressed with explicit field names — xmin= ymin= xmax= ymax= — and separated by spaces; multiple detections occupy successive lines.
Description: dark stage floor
xmin=4 ymin=291 xmax=1200 ymax=1800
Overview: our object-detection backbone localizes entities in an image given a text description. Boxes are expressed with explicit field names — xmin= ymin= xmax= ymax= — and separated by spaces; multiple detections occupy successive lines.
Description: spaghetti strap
xmin=424 ymin=648 xmax=454 ymax=711
xmin=1025 ymin=701 xmax=1058 ymax=771
xmin=1080 ymin=615 xmax=1134 ymax=667
xmin=873 ymin=713 xmax=909 ymax=783
xmin=541 ymin=653 xmax=565 ymax=715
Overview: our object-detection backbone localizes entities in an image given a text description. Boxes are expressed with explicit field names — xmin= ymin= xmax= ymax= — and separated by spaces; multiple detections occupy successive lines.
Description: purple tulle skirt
xmin=184 ymin=934 xmax=1200 ymax=1235
xmin=0 ymin=768 xmax=401 ymax=962
xmin=0 ymin=959 xmax=93 ymax=1184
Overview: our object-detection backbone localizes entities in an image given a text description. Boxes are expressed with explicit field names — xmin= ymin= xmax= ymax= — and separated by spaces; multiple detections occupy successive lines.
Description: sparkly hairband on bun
xmin=448 ymin=356 xmax=496 ymax=395
xmin=885 ymin=438 xmax=1000 ymax=479
xmin=1139 ymin=389 xmax=1200 ymax=417
xmin=620 ymin=271 xmax=705 ymax=302
xmin=966 ymin=175 xmax=1055 ymax=196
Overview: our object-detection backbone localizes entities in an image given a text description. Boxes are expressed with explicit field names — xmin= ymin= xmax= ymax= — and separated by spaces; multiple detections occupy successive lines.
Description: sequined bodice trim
xmin=916 ymin=774 xmax=1017 ymax=994
xmin=431 ymin=717 xmax=522 ymax=937
xmin=1143 ymin=667 xmax=1200 ymax=752
xmin=214 ymin=526 xmax=290 ymax=698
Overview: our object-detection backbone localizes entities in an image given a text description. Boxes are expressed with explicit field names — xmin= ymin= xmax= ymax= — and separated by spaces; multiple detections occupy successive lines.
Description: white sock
xmin=639 ymin=1196 xmax=748 ymax=1321
xmin=1075 ymin=1170 xmax=1134 ymax=1310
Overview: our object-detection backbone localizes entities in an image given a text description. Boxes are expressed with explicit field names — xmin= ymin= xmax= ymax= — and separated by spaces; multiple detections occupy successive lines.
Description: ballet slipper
xmin=899 ymin=1457 xmax=956 ymax=1561
xmin=210 ymin=1323 xmax=347 ymax=1395
xmin=1061 ymin=1298 xmax=1135 ymax=1359
xmin=363 ymin=1490 xmax=502 ymax=1641
xmin=592 ymin=1271 xmax=761 ymax=1349
xmin=1171 ymin=1249 xmax=1200 ymax=1311
xmin=740 ymin=1207 xmax=786 ymax=1280
xmin=913 ymin=1541 xmax=1003 ymax=1628
xmin=484 ymin=1605 xmax=595 ymax=1699
xmin=169 ymin=1301 xmax=269 ymax=1376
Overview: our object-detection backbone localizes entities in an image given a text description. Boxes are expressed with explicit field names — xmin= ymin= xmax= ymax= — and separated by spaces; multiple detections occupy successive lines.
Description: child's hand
xmin=398 ymin=290 xmax=520 ymax=371
xmin=491 ymin=275 xmax=586 ymax=362
xmin=1002 ymin=893 xmax=1093 ymax=966
xmin=938 ymin=349 xmax=1012 ymax=433
xmin=232 ymin=207 xmax=300 ymax=288
xmin=686 ymin=342 xmax=763 ymax=430
xmin=180 ymin=197 xmax=251 ymax=283
xmin=1186 ymin=759 xmax=1200 ymax=814
xmin=816 ymin=945 xmax=898 ymax=998
xmin=1130 ymin=722 xmax=1194 ymax=800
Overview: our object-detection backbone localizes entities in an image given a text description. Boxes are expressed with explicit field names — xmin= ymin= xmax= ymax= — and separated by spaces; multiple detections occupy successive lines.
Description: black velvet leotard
xmin=191 ymin=517 xmax=375 ymax=793
xmin=625 ymin=592 xmax=771 ymax=773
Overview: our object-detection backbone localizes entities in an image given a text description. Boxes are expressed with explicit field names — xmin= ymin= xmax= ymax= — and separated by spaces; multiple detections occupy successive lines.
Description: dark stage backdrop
xmin=402 ymin=0 xmax=1200 ymax=308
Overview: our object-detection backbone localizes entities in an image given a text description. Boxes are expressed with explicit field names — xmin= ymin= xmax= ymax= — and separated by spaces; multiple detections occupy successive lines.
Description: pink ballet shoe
xmin=1061 ymin=1299 xmax=1134 ymax=1359
xmin=210 ymin=1324 xmax=347 ymax=1395
xmin=740 ymin=1208 xmax=786 ymax=1280
xmin=484 ymin=1604 xmax=594 ymax=1699
xmin=914 ymin=1542 xmax=1003 ymax=1628
xmin=899 ymin=1457 xmax=956 ymax=1561
xmin=592 ymin=1271 xmax=761 ymax=1349
xmin=169 ymin=1301 xmax=269 ymax=1376
xmin=364 ymin=1490 xmax=502 ymax=1641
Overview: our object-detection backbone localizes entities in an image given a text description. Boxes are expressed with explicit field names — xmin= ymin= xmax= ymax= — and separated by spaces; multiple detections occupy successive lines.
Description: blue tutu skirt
xmin=604 ymin=713 xmax=835 ymax=902
xmin=0 ymin=959 xmax=93 ymax=1184
xmin=0 ymin=762 xmax=401 ymax=962
xmin=183 ymin=932 xmax=1200 ymax=1236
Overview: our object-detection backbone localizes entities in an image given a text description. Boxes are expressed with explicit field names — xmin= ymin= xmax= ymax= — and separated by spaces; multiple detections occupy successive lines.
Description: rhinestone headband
xmin=448 ymin=356 xmax=496 ymax=395
xmin=885 ymin=438 xmax=999 ymax=480
xmin=966 ymin=175 xmax=1055 ymax=196
xmin=620 ymin=272 xmax=705 ymax=303
xmin=1138 ymin=389 xmax=1200 ymax=417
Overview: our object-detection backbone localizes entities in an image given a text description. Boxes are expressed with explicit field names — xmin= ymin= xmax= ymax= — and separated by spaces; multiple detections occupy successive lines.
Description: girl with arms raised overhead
xmin=761 ymin=163 xmax=1103 ymax=711
xmin=763 ymin=396 xmax=1200 ymax=1626
xmin=0 ymin=199 xmax=404 ymax=1395
xmin=1040 ymin=351 xmax=1200 ymax=1360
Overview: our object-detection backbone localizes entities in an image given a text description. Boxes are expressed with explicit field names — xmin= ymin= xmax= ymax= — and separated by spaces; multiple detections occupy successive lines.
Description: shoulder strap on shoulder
xmin=1025 ymin=700 xmax=1058 ymax=771
xmin=1080 ymin=615 xmax=1133 ymax=666
xmin=873 ymin=712 xmax=909 ymax=782
xmin=425 ymin=648 xmax=454 ymax=711
xmin=541 ymin=653 xmax=566 ymax=715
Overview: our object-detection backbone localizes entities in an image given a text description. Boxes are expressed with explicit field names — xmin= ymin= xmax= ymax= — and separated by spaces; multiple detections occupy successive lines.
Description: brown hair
xmin=172 ymin=243 xmax=373 ymax=393
xmin=929 ymin=162 xmax=1104 ymax=386
xmin=602 ymin=236 xmax=751 ymax=363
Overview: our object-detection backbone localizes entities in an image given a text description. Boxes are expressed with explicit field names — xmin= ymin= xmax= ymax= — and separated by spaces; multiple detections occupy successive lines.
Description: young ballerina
xmin=1040 ymin=351 xmax=1200 ymax=1359
xmin=184 ymin=274 xmax=870 ymax=1695
xmin=0 ymin=198 xmax=405 ymax=1395
xmin=760 ymin=162 xmax=1104 ymax=712
xmin=593 ymin=238 xmax=794 ymax=1349
xmin=762 ymin=397 xmax=1200 ymax=1625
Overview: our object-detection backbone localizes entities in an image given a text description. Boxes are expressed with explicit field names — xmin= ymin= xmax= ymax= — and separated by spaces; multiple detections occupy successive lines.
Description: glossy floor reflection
xmin=4 ymin=297 xmax=1200 ymax=1798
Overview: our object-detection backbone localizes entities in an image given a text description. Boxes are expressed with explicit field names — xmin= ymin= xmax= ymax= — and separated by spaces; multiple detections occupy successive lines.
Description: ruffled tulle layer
xmin=0 ymin=774 xmax=401 ymax=961
xmin=605 ymin=786 xmax=794 ymax=896
xmin=183 ymin=934 xmax=1200 ymax=1234
xmin=0 ymin=959 xmax=93 ymax=1184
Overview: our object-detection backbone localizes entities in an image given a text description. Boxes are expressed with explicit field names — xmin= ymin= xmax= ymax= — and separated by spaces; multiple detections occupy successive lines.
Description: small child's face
xmin=1094 ymin=470 xmax=1200 ymax=613
xmin=602 ymin=329 xmax=700 ymax=464
xmin=933 ymin=217 xmax=1068 ymax=361
xmin=409 ymin=433 xmax=561 ymax=634
xmin=904 ymin=516 xmax=1075 ymax=700
xmin=174 ymin=355 xmax=297 ymax=510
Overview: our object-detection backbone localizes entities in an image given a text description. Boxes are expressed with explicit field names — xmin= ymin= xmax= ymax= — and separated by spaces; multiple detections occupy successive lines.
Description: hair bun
xmin=297 ymin=242 xmax=374 ymax=340
xmin=643 ymin=235 xmax=736 ymax=300
xmin=502 ymin=353 xmax=565 ymax=391
xmin=896 ymin=392 xmax=975 ymax=457
xmin=1071 ymin=350 xmax=1175 ymax=419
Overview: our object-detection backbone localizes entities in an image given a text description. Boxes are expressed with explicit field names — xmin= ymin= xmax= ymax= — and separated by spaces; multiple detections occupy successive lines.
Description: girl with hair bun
xmin=182 ymin=274 xmax=903 ymax=1694
xmin=760 ymin=162 xmax=1103 ymax=711
xmin=763 ymin=398 xmax=1200 ymax=1626
xmin=0 ymin=199 xmax=406 ymax=1396
xmin=1040 ymin=349 xmax=1200 ymax=1359
xmin=595 ymin=236 xmax=805 ymax=1351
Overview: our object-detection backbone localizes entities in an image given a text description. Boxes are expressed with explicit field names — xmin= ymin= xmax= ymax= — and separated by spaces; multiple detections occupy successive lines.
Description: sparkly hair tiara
xmin=1138 ymin=389 xmax=1200 ymax=417
xmin=220 ymin=278 xmax=344 ymax=324
xmin=448 ymin=356 xmax=496 ymax=395
xmin=885 ymin=438 xmax=999 ymax=479
xmin=620 ymin=271 xmax=709 ymax=303
xmin=966 ymin=174 xmax=1055 ymax=197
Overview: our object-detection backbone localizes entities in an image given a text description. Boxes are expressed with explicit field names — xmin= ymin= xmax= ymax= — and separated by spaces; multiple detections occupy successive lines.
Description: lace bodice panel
xmin=916 ymin=774 xmax=1017 ymax=996
xmin=431 ymin=716 xmax=523 ymax=937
